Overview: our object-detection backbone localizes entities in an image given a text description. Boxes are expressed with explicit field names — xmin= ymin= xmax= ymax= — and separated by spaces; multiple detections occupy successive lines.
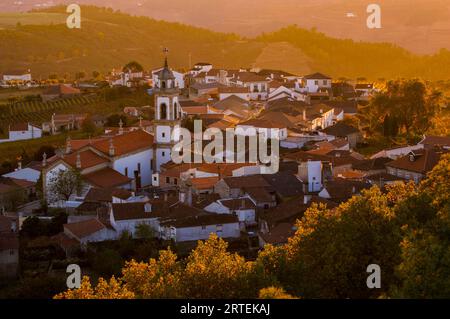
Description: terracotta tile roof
xmin=191 ymin=177 xmax=220 ymax=190
xmin=92 ymin=130 xmax=154 ymax=156
xmin=239 ymin=118 xmax=286 ymax=129
xmin=386 ymin=149 xmax=446 ymax=174
xmin=181 ymin=106 xmax=209 ymax=115
xmin=259 ymin=223 xmax=296 ymax=245
xmin=262 ymin=171 xmax=305 ymax=198
xmin=218 ymin=86 xmax=250 ymax=93
xmin=220 ymin=197 xmax=255 ymax=210
xmin=112 ymin=203 xmax=150 ymax=221
xmin=366 ymin=173 xmax=406 ymax=182
xmin=64 ymin=219 xmax=106 ymax=239
xmin=213 ymin=95 xmax=250 ymax=110
xmin=322 ymin=179 xmax=372 ymax=202
xmin=261 ymin=195 xmax=338 ymax=227
xmin=160 ymin=210 xmax=238 ymax=228
xmin=222 ymin=175 xmax=271 ymax=189
xmin=83 ymin=168 xmax=132 ymax=188
xmin=420 ymin=135 xmax=450 ymax=147
xmin=353 ymin=157 xmax=392 ymax=171
xmin=322 ymin=122 xmax=360 ymax=137
xmin=303 ymin=72 xmax=331 ymax=80
xmin=51 ymin=233 xmax=79 ymax=249
xmin=63 ymin=150 xmax=109 ymax=169
xmin=235 ymin=72 xmax=267 ymax=83
xmin=9 ymin=122 xmax=29 ymax=131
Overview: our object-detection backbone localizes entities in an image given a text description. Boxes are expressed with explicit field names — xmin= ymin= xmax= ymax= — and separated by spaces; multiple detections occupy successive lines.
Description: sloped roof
xmin=303 ymin=72 xmax=331 ymax=80
xmin=112 ymin=203 xmax=150 ymax=221
xmin=64 ymin=219 xmax=106 ymax=239
xmin=92 ymin=129 xmax=154 ymax=156
xmin=322 ymin=122 xmax=360 ymax=137
xmin=385 ymin=149 xmax=445 ymax=174
xmin=84 ymin=168 xmax=132 ymax=188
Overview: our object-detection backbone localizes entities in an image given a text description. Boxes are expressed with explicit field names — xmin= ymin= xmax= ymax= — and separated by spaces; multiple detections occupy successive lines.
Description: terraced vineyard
xmin=0 ymin=95 xmax=99 ymax=130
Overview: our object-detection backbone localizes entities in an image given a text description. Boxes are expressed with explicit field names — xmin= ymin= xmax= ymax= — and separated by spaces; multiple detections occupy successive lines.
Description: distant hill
xmin=0 ymin=6 xmax=449 ymax=80
xmin=2 ymin=0 xmax=449 ymax=54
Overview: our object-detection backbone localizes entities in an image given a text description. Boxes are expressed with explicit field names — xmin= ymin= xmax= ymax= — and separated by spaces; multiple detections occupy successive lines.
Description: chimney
xmin=66 ymin=136 xmax=72 ymax=154
xmin=186 ymin=181 xmax=193 ymax=207
xmin=179 ymin=191 xmax=186 ymax=204
xmin=119 ymin=119 xmax=124 ymax=135
xmin=76 ymin=152 xmax=81 ymax=169
xmin=17 ymin=158 xmax=22 ymax=170
xmin=109 ymin=138 xmax=115 ymax=157
xmin=303 ymin=109 xmax=307 ymax=121
xmin=42 ymin=152 xmax=47 ymax=167
xmin=303 ymin=195 xmax=311 ymax=205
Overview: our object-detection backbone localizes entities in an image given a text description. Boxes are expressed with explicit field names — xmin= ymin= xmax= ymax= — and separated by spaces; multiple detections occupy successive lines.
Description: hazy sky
xmin=1 ymin=0 xmax=449 ymax=53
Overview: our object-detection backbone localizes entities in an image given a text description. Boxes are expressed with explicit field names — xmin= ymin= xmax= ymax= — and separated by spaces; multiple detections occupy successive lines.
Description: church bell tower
xmin=153 ymin=49 xmax=181 ymax=172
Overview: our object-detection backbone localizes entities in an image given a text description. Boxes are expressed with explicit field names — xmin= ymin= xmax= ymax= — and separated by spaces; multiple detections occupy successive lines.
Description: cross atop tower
xmin=163 ymin=47 xmax=169 ymax=67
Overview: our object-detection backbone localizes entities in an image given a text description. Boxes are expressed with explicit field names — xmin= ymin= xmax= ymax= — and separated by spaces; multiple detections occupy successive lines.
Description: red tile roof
xmin=63 ymin=150 xmax=109 ymax=169
xmin=92 ymin=130 xmax=154 ymax=156
xmin=64 ymin=219 xmax=106 ymax=239
xmin=386 ymin=149 xmax=446 ymax=174
xmin=84 ymin=168 xmax=132 ymax=188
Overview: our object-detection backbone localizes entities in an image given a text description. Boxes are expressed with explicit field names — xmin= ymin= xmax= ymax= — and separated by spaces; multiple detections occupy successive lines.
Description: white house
xmin=63 ymin=219 xmax=117 ymax=248
xmin=8 ymin=123 xmax=42 ymax=141
xmin=2 ymin=70 xmax=32 ymax=82
xmin=189 ymin=63 xmax=213 ymax=76
xmin=159 ymin=212 xmax=241 ymax=243
xmin=204 ymin=197 xmax=257 ymax=229
xmin=109 ymin=202 xmax=157 ymax=237
xmin=232 ymin=72 xmax=269 ymax=101
xmin=297 ymin=160 xmax=323 ymax=192
xmin=298 ymin=73 xmax=332 ymax=93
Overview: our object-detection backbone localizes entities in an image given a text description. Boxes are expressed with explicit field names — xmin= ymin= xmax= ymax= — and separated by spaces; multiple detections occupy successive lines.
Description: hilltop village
xmin=0 ymin=57 xmax=448 ymax=288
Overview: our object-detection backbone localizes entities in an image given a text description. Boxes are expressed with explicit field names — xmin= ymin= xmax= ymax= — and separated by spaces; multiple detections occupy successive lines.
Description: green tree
xmin=48 ymin=168 xmax=83 ymax=201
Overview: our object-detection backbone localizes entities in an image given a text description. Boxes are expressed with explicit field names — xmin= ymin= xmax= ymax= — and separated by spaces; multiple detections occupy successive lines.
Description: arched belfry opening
xmin=160 ymin=103 xmax=168 ymax=120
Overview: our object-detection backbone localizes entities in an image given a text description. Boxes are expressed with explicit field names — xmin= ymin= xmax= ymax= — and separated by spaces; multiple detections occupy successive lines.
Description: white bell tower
xmin=153 ymin=49 xmax=181 ymax=172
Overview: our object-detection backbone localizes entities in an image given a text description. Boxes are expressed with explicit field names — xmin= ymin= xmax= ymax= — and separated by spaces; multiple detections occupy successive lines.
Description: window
xmin=153 ymin=176 xmax=157 ymax=181
xmin=160 ymin=103 xmax=168 ymax=120
xmin=323 ymin=80 xmax=327 ymax=85
xmin=10 ymin=250 xmax=15 ymax=256
xmin=162 ymin=151 xmax=166 ymax=157
xmin=202 ymin=226 xmax=207 ymax=230
xmin=315 ymin=80 xmax=319 ymax=85
xmin=174 ymin=178 xmax=178 ymax=185
xmin=162 ymin=132 xmax=166 ymax=138
xmin=166 ymin=177 xmax=170 ymax=184
xmin=216 ymin=224 xmax=223 ymax=232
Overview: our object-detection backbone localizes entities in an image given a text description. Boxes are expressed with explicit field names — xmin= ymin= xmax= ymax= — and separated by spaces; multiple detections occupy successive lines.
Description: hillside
xmin=0 ymin=6 xmax=449 ymax=80
xmin=2 ymin=0 xmax=450 ymax=54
